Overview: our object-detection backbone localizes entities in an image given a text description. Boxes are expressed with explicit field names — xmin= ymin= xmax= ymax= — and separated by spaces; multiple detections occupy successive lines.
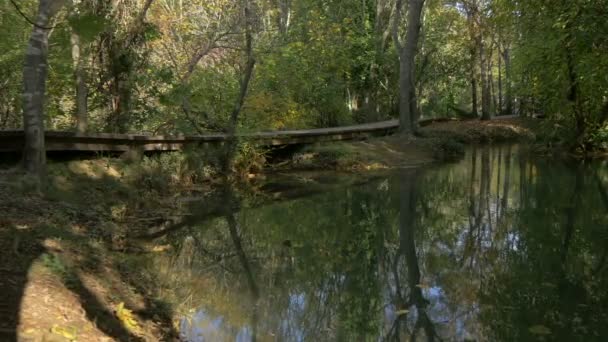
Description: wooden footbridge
xmin=0 ymin=119 xmax=400 ymax=153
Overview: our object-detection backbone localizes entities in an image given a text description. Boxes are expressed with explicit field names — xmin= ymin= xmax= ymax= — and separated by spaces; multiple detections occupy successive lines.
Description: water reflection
xmin=143 ymin=145 xmax=608 ymax=341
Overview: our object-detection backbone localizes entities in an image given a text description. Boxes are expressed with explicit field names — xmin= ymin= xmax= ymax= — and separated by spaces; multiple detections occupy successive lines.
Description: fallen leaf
xmin=51 ymin=325 xmax=77 ymax=340
xmin=115 ymin=302 xmax=141 ymax=333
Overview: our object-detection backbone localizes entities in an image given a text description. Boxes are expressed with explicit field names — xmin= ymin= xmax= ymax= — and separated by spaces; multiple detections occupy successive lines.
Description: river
xmin=131 ymin=145 xmax=608 ymax=341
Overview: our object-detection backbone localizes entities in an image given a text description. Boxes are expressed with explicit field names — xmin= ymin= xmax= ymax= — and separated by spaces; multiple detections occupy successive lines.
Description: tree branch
xmin=9 ymin=0 xmax=60 ymax=30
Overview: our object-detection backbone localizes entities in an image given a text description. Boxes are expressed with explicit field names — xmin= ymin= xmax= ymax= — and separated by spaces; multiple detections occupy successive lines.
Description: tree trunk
xmin=180 ymin=41 xmax=218 ymax=133
xmin=221 ymin=0 xmax=256 ymax=178
xmin=276 ymin=0 xmax=291 ymax=35
xmin=108 ymin=44 xmax=131 ymax=133
xmin=470 ymin=46 xmax=478 ymax=117
xmin=366 ymin=0 xmax=392 ymax=122
xmin=480 ymin=38 xmax=491 ymax=120
xmin=71 ymin=31 xmax=88 ymax=133
xmin=566 ymin=50 xmax=584 ymax=140
xmin=489 ymin=48 xmax=497 ymax=115
xmin=22 ymin=0 xmax=64 ymax=177
xmin=465 ymin=3 xmax=479 ymax=118
xmin=502 ymin=47 xmax=512 ymax=115
xmin=105 ymin=0 xmax=155 ymax=133
xmin=395 ymin=0 xmax=425 ymax=134
xmin=498 ymin=44 xmax=503 ymax=115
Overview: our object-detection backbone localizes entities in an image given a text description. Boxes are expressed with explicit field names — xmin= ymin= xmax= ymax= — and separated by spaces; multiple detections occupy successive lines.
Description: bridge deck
xmin=0 ymin=119 xmax=399 ymax=152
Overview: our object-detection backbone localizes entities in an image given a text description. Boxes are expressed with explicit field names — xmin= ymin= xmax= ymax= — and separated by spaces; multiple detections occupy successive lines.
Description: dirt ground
xmin=0 ymin=168 xmax=181 ymax=341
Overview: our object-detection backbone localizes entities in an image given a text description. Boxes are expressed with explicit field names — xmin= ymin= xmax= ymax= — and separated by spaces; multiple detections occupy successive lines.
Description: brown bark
xmin=393 ymin=0 xmax=426 ymax=133
xmin=22 ymin=0 xmax=64 ymax=177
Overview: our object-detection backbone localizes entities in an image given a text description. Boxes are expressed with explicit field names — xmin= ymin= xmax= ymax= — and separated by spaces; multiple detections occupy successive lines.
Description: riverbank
xmin=0 ymin=117 xmax=538 ymax=341
xmin=273 ymin=117 xmax=537 ymax=171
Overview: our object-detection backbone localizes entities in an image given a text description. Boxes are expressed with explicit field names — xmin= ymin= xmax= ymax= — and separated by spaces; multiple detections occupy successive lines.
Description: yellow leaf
xmin=115 ymin=302 xmax=141 ymax=333
xmin=51 ymin=325 xmax=77 ymax=340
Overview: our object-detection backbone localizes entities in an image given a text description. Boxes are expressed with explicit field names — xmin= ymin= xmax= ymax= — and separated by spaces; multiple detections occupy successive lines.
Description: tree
xmin=393 ymin=0 xmax=426 ymax=133
xmin=70 ymin=27 xmax=87 ymax=133
xmin=463 ymin=0 xmax=492 ymax=120
xmin=21 ymin=0 xmax=64 ymax=178
xmin=221 ymin=0 xmax=256 ymax=178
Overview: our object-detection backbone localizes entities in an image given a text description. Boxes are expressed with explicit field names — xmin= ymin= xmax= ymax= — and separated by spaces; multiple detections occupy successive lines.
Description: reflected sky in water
xmin=143 ymin=146 xmax=608 ymax=341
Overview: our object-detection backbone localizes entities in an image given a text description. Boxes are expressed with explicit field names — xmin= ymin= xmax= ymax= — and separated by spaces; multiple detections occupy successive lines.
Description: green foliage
xmin=509 ymin=0 xmax=608 ymax=150
xmin=68 ymin=13 xmax=108 ymax=43
xmin=2 ymin=0 xmax=605 ymax=155
xmin=586 ymin=124 xmax=608 ymax=150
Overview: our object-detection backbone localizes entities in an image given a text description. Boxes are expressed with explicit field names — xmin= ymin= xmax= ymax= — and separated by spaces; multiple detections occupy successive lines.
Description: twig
xmin=9 ymin=0 xmax=58 ymax=30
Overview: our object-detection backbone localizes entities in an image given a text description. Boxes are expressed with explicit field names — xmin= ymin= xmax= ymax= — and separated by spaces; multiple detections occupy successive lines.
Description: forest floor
xmin=0 ymin=116 xmax=537 ymax=341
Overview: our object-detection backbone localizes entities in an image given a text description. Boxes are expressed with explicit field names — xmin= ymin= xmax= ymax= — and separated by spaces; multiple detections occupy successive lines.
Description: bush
xmin=127 ymin=151 xmax=216 ymax=191
xmin=232 ymin=141 xmax=268 ymax=176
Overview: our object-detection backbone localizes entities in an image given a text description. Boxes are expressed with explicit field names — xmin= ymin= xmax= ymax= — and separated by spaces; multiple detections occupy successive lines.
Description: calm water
xmin=145 ymin=146 xmax=608 ymax=341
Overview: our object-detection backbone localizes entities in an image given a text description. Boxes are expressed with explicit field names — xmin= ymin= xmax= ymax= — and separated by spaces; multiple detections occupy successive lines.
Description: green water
xmin=147 ymin=146 xmax=608 ymax=341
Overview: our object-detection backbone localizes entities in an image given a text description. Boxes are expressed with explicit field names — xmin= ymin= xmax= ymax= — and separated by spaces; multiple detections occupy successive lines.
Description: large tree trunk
xmin=22 ymin=0 xmax=64 ymax=177
xmin=71 ymin=31 xmax=88 ymax=133
xmin=394 ymin=0 xmax=426 ymax=134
